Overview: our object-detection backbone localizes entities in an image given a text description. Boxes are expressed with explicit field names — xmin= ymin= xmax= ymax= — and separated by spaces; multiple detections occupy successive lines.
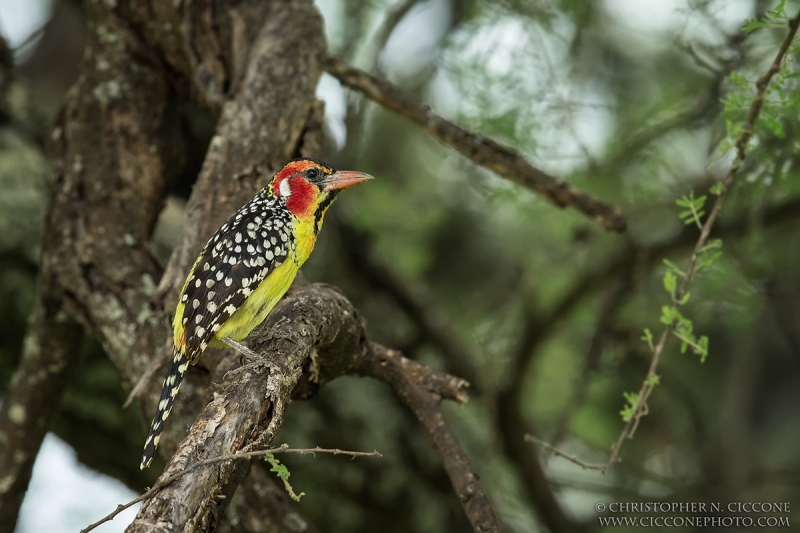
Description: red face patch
xmin=284 ymin=176 xmax=317 ymax=215
xmin=270 ymin=160 xmax=332 ymax=217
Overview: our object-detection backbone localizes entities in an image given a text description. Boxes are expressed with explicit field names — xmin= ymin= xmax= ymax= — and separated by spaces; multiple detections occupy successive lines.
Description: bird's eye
xmin=305 ymin=168 xmax=320 ymax=180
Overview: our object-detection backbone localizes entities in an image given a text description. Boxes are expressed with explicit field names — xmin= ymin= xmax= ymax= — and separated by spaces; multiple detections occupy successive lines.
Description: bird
xmin=140 ymin=158 xmax=373 ymax=469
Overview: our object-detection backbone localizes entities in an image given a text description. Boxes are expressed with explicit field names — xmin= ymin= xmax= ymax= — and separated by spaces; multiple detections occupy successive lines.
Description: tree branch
xmin=127 ymin=283 xmax=500 ymax=533
xmin=354 ymin=342 xmax=500 ymax=532
xmin=0 ymin=1 xmax=178 ymax=527
xmin=324 ymin=56 xmax=627 ymax=233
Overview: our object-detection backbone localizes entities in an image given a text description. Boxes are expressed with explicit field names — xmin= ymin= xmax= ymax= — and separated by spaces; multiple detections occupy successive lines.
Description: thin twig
xmin=608 ymin=8 xmax=800 ymax=470
xmin=526 ymin=9 xmax=800 ymax=474
xmin=80 ymin=445 xmax=381 ymax=533
xmin=325 ymin=56 xmax=627 ymax=233
xmin=523 ymin=435 xmax=606 ymax=471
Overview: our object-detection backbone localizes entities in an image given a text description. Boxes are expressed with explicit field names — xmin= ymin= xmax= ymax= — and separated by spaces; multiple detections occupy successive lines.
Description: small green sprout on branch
xmin=743 ymin=0 xmax=790 ymax=34
xmin=265 ymin=452 xmax=305 ymax=501
xmin=620 ymin=392 xmax=640 ymax=423
xmin=641 ymin=328 xmax=655 ymax=352
xmin=676 ymin=191 xmax=706 ymax=229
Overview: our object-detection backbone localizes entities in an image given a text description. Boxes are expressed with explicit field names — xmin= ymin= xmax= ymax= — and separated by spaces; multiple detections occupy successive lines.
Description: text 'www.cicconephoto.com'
xmin=595 ymin=501 xmax=791 ymax=528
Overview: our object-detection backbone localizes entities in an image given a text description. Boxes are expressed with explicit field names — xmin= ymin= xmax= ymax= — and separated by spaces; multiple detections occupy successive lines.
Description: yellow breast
xmin=212 ymin=215 xmax=316 ymax=345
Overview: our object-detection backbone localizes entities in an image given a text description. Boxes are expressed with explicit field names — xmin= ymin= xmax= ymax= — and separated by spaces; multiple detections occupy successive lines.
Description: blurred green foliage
xmin=3 ymin=0 xmax=800 ymax=532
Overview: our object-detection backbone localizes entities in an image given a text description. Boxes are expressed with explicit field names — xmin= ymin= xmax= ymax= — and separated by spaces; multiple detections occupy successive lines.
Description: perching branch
xmin=324 ymin=56 xmax=627 ymax=233
xmin=126 ymin=283 xmax=500 ymax=533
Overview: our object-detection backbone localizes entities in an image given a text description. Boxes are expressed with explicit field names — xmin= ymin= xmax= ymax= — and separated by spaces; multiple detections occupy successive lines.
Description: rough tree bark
xmin=0 ymin=0 xmax=326 ymax=531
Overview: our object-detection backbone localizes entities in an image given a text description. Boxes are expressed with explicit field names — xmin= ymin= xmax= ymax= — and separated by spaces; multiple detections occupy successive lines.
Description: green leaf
xmin=763 ymin=113 xmax=786 ymax=138
xmin=641 ymin=328 xmax=654 ymax=351
xmin=710 ymin=182 xmax=723 ymax=195
xmin=697 ymin=336 xmax=710 ymax=363
xmin=620 ymin=392 xmax=640 ymax=422
xmin=768 ymin=0 xmax=788 ymax=18
xmin=663 ymin=271 xmax=677 ymax=296
xmin=644 ymin=375 xmax=660 ymax=387
xmin=679 ymin=210 xmax=695 ymax=223
xmin=675 ymin=192 xmax=706 ymax=228
xmin=743 ymin=19 xmax=766 ymax=33
xmin=265 ymin=451 xmax=306 ymax=501
xmin=660 ymin=306 xmax=685 ymax=326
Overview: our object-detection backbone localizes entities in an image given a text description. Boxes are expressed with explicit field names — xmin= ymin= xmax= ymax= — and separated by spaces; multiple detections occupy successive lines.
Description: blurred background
xmin=1 ymin=0 xmax=799 ymax=531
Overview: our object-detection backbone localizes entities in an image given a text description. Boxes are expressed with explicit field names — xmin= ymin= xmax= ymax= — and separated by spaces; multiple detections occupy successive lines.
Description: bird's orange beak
xmin=322 ymin=170 xmax=374 ymax=191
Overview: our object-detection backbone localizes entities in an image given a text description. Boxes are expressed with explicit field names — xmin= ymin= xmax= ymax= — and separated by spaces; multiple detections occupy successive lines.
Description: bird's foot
xmin=221 ymin=337 xmax=263 ymax=361
xmin=221 ymin=335 xmax=294 ymax=376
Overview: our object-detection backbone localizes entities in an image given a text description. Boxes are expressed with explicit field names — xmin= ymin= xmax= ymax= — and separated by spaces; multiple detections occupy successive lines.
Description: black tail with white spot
xmin=140 ymin=351 xmax=189 ymax=469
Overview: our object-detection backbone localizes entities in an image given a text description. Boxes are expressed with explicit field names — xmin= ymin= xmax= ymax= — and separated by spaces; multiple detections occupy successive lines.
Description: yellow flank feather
xmin=213 ymin=255 xmax=301 ymax=344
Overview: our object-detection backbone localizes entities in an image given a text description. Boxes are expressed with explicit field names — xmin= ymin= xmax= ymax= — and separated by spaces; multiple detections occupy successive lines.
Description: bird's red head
xmin=268 ymin=159 xmax=373 ymax=221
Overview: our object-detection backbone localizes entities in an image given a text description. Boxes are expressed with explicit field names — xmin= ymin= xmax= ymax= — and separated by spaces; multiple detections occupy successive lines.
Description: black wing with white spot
xmin=178 ymin=195 xmax=295 ymax=362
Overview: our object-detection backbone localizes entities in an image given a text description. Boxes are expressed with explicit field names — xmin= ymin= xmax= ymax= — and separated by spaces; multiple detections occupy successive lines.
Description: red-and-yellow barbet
xmin=140 ymin=158 xmax=373 ymax=469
